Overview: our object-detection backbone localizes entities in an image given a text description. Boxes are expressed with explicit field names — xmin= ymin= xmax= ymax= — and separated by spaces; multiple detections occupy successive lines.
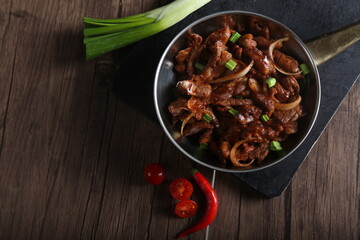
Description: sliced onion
xmin=248 ymin=78 xmax=261 ymax=93
xmin=229 ymin=140 xmax=255 ymax=167
xmin=209 ymin=60 xmax=254 ymax=84
xmin=274 ymin=95 xmax=302 ymax=110
xmin=180 ymin=112 xmax=195 ymax=135
xmin=269 ymin=37 xmax=302 ymax=76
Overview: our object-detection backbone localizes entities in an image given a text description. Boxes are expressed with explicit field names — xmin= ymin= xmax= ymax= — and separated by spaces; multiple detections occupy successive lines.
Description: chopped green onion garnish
xmin=195 ymin=62 xmax=205 ymax=71
xmin=225 ymin=59 xmax=237 ymax=71
xmin=228 ymin=108 xmax=239 ymax=116
xmin=260 ymin=114 xmax=270 ymax=122
xmin=229 ymin=32 xmax=241 ymax=43
xmin=199 ymin=143 xmax=208 ymax=150
xmin=269 ymin=141 xmax=283 ymax=151
xmin=300 ymin=63 xmax=310 ymax=75
xmin=202 ymin=113 xmax=213 ymax=123
xmin=83 ymin=0 xmax=211 ymax=59
xmin=234 ymin=95 xmax=243 ymax=99
xmin=266 ymin=78 xmax=276 ymax=88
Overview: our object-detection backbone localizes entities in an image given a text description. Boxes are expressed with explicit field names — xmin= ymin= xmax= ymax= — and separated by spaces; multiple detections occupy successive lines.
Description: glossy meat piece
xmin=183 ymin=122 xmax=214 ymax=136
xmin=220 ymin=119 xmax=243 ymax=144
xmin=186 ymin=33 xmax=204 ymax=76
xmin=241 ymin=121 xmax=268 ymax=142
xmin=273 ymin=105 xmax=302 ymax=124
xmin=273 ymin=49 xmax=300 ymax=73
xmin=231 ymin=45 xmax=243 ymax=59
xmin=220 ymin=141 xmax=231 ymax=158
xmin=199 ymin=129 xmax=213 ymax=143
xmin=214 ymin=98 xmax=253 ymax=107
xmin=203 ymin=50 xmax=232 ymax=81
xmin=283 ymin=121 xmax=298 ymax=134
xmin=229 ymin=98 xmax=253 ymax=106
xmin=252 ymin=92 xmax=275 ymax=115
xmin=187 ymin=32 xmax=203 ymax=47
xmin=244 ymin=48 xmax=275 ymax=75
xmin=272 ymin=83 xmax=290 ymax=103
xmin=238 ymin=37 xmax=257 ymax=49
xmin=206 ymin=26 xmax=231 ymax=47
xmin=177 ymin=80 xmax=212 ymax=98
xmin=234 ymin=81 xmax=247 ymax=95
xmin=196 ymin=43 xmax=230 ymax=82
xmin=191 ymin=27 xmax=231 ymax=81
xmin=280 ymin=76 xmax=300 ymax=99
xmin=235 ymin=104 xmax=262 ymax=124
xmin=175 ymin=48 xmax=191 ymax=73
xmin=234 ymin=143 xmax=255 ymax=161
xmin=211 ymin=80 xmax=237 ymax=101
xmin=253 ymin=36 xmax=271 ymax=48
xmin=187 ymin=96 xmax=210 ymax=120
xmin=254 ymin=36 xmax=284 ymax=49
xmin=168 ymin=98 xmax=189 ymax=116
xmin=249 ymin=142 xmax=269 ymax=161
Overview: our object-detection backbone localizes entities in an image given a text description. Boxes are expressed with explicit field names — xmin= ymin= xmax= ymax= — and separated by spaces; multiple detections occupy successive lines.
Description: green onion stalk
xmin=83 ymin=0 xmax=211 ymax=60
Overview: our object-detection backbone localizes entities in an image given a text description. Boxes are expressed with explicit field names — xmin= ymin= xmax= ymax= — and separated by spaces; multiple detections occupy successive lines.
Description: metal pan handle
xmin=305 ymin=21 xmax=360 ymax=66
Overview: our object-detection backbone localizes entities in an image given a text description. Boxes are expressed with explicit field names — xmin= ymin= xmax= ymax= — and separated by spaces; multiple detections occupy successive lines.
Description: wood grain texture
xmin=0 ymin=0 xmax=359 ymax=239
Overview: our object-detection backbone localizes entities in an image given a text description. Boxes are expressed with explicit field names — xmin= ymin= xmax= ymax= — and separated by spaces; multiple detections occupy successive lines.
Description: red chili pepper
xmin=177 ymin=169 xmax=218 ymax=239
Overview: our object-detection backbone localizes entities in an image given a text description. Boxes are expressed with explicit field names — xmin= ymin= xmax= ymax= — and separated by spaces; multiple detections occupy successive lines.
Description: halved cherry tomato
xmin=169 ymin=178 xmax=193 ymax=200
xmin=143 ymin=163 xmax=165 ymax=185
xmin=175 ymin=200 xmax=198 ymax=218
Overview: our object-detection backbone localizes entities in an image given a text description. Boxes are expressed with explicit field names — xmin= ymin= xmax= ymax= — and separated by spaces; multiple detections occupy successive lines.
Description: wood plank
xmin=80 ymin=1 xmax=165 ymax=239
xmin=290 ymin=79 xmax=360 ymax=240
xmin=237 ymin=183 xmax=286 ymax=240
xmin=0 ymin=0 xmax=115 ymax=238
xmin=209 ymin=172 xmax=241 ymax=240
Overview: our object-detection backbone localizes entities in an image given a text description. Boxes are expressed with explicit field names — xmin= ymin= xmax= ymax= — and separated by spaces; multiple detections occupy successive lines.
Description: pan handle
xmin=305 ymin=21 xmax=360 ymax=66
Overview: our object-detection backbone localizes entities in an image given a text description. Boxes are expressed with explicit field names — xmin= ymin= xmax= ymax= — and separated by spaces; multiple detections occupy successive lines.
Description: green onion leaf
xmin=202 ymin=113 xmax=213 ymax=123
xmin=199 ymin=143 xmax=208 ymax=150
xmin=269 ymin=141 xmax=283 ymax=151
xmin=229 ymin=32 xmax=241 ymax=43
xmin=83 ymin=0 xmax=211 ymax=60
xmin=300 ymin=63 xmax=310 ymax=75
xmin=234 ymin=95 xmax=243 ymax=99
xmin=195 ymin=62 xmax=205 ymax=71
xmin=225 ymin=59 xmax=237 ymax=71
xmin=266 ymin=77 xmax=276 ymax=88
xmin=228 ymin=108 xmax=239 ymax=116
xmin=260 ymin=114 xmax=270 ymax=122
xmin=84 ymin=18 xmax=157 ymax=37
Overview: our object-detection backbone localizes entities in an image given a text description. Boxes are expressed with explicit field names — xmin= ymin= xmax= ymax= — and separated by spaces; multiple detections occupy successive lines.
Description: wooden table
xmin=0 ymin=0 xmax=359 ymax=239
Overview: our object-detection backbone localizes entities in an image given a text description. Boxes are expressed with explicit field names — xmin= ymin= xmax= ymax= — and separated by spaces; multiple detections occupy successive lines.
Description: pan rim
xmin=154 ymin=10 xmax=321 ymax=173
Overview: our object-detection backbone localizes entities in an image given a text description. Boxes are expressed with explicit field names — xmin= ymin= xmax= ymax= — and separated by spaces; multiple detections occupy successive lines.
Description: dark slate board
xmin=112 ymin=0 xmax=360 ymax=198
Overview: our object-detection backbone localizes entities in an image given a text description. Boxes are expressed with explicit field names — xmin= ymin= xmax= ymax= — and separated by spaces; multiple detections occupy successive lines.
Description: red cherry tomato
xmin=143 ymin=163 xmax=165 ymax=185
xmin=169 ymin=178 xmax=194 ymax=200
xmin=175 ymin=200 xmax=198 ymax=218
